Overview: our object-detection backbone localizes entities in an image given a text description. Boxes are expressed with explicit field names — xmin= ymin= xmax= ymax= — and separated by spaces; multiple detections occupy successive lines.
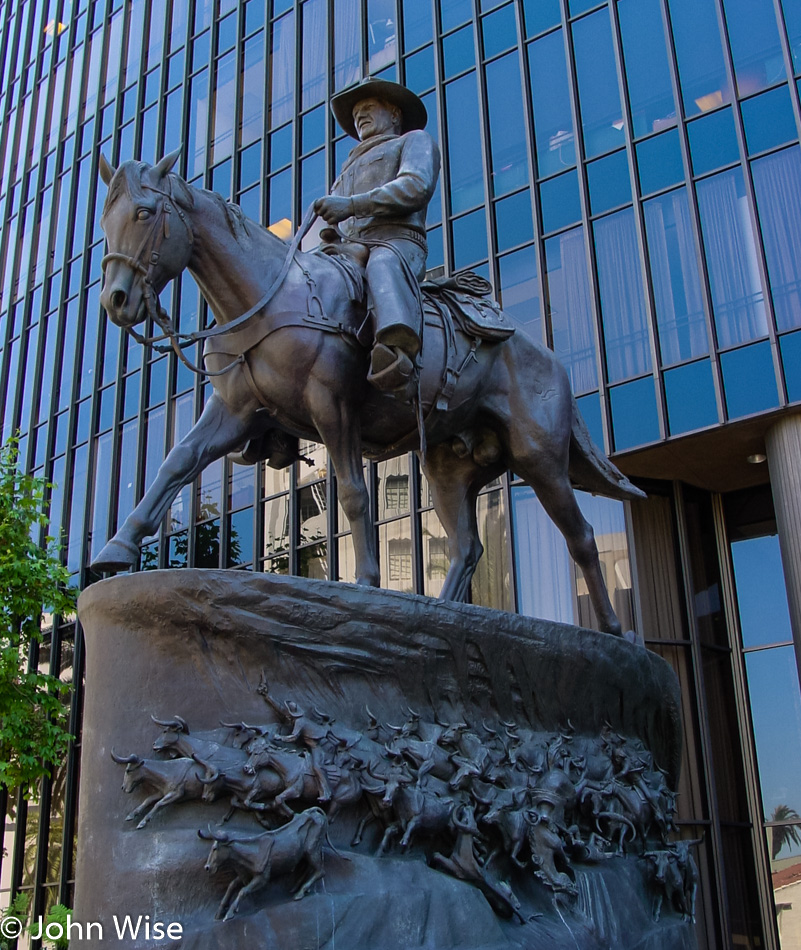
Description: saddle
xmin=225 ymin=254 xmax=516 ymax=467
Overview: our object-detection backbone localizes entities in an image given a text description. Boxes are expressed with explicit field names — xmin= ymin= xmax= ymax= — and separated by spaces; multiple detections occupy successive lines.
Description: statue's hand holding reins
xmin=313 ymin=195 xmax=355 ymax=225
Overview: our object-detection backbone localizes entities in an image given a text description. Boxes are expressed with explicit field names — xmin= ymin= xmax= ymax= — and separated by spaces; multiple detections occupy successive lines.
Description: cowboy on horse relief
xmin=93 ymin=79 xmax=644 ymax=637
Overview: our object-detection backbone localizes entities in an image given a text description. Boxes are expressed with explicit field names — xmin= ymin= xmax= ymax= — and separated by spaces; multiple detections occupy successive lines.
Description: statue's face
xmin=352 ymin=97 xmax=400 ymax=140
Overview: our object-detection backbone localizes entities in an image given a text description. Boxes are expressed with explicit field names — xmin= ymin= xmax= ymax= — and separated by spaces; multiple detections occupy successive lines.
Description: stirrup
xmin=367 ymin=343 xmax=415 ymax=394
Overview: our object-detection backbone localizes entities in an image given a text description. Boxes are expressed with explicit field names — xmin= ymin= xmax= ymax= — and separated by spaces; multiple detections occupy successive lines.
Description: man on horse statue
xmin=313 ymin=78 xmax=440 ymax=399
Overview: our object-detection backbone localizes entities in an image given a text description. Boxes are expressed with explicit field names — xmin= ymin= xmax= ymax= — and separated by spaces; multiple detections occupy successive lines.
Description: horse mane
xmin=104 ymin=159 xmax=287 ymax=251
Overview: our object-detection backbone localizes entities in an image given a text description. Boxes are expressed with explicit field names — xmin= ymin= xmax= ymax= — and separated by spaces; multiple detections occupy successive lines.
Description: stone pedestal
xmin=73 ymin=570 xmax=695 ymax=950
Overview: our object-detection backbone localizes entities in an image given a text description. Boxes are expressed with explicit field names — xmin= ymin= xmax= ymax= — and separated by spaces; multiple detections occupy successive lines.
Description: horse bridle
xmin=101 ymin=178 xmax=318 ymax=378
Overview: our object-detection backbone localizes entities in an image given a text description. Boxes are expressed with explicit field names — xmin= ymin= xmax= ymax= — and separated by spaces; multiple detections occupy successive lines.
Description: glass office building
xmin=1 ymin=0 xmax=800 ymax=946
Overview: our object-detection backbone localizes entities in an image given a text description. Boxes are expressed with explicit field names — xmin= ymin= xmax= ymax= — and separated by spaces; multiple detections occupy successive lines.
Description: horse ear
xmin=98 ymin=154 xmax=116 ymax=186
xmin=153 ymin=146 xmax=182 ymax=181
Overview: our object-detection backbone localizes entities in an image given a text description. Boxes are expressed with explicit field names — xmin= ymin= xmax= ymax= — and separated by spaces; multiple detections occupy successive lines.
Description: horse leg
xmin=421 ymin=443 xmax=499 ymax=603
xmin=92 ymin=393 xmax=255 ymax=570
xmin=309 ymin=390 xmax=379 ymax=586
xmin=518 ymin=457 xmax=622 ymax=636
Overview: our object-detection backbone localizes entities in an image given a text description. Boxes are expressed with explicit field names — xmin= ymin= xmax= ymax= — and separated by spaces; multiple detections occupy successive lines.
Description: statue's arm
xmin=350 ymin=131 xmax=441 ymax=218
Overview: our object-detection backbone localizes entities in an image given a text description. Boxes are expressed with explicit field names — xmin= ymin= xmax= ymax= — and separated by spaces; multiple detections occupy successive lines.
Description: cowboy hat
xmin=331 ymin=78 xmax=428 ymax=139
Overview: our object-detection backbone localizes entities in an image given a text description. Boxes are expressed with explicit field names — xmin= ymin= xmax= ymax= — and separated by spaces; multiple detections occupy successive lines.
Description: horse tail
xmin=567 ymin=396 xmax=646 ymax=501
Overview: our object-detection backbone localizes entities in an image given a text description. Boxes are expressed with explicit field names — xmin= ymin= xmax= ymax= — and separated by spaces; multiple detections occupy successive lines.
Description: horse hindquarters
xmin=491 ymin=339 xmax=623 ymax=636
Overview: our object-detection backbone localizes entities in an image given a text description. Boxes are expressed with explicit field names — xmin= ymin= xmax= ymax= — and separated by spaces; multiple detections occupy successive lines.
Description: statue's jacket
xmin=332 ymin=130 xmax=441 ymax=242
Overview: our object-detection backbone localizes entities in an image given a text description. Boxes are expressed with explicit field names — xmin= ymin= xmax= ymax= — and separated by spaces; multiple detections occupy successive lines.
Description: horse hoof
xmin=91 ymin=538 xmax=140 ymax=571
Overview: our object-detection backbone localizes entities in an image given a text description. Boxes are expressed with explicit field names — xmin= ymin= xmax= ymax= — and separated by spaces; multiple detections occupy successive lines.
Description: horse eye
xmin=136 ymin=208 xmax=152 ymax=221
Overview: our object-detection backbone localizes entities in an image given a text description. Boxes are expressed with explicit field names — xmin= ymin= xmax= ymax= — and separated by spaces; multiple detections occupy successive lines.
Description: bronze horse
xmin=94 ymin=150 xmax=644 ymax=635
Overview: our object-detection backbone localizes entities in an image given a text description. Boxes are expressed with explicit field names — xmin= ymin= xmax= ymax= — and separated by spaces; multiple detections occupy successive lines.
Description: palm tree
xmin=770 ymin=804 xmax=801 ymax=860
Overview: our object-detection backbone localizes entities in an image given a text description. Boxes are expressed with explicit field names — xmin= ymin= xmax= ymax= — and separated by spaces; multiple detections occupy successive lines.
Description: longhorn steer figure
xmin=110 ymin=750 xmax=205 ymax=829
xmin=198 ymin=807 xmax=338 ymax=920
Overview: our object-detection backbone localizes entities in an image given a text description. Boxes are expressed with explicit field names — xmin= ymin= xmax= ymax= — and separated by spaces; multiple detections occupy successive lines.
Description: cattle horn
xmin=193 ymin=755 xmax=220 ymax=784
xmin=406 ymin=705 xmax=420 ymax=718
xmin=481 ymin=719 xmax=498 ymax=736
xmin=110 ymin=749 xmax=139 ymax=765
xmin=385 ymin=722 xmax=403 ymax=733
xmin=198 ymin=824 xmax=227 ymax=841
xmin=151 ymin=714 xmax=190 ymax=733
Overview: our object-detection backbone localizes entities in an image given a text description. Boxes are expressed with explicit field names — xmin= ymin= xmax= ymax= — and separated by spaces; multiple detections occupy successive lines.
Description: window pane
xmin=421 ymin=508 xmax=448 ymax=598
xmin=721 ymin=0 xmax=786 ymax=97
xmin=211 ymin=51 xmax=235 ymax=164
xmin=742 ymin=85 xmax=797 ymax=157
xmin=540 ymin=168 xmax=581 ymax=233
xmin=637 ymin=128 xmax=685 ymax=197
xmin=495 ymin=189 xmax=534 ymax=252
xmin=378 ymin=455 xmax=410 ymax=520
xmin=587 ymin=150 xmax=631 ymax=216
xmin=688 ymin=109 xmax=740 ymax=179
xmin=302 ymin=105 xmax=325 ymax=154
xmin=452 ymin=208 xmax=488 ymax=270
xmin=610 ymin=376 xmax=660 ymax=449
xmin=522 ymin=0 xmax=560 ymax=38
xmin=443 ymin=25 xmax=474 ymax=77
xmin=782 ymin=0 xmax=801 ymax=74
xmin=302 ymin=0 xmax=326 ymax=108
xmin=403 ymin=0 xmax=432 ymax=52
xmin=270 ymin=12 xmax=295 ymax=128
xmin=696 ymin=168 xmax=767 ymax=347
xmin=368 ymin=0 xmax=397 ymax=73
xmin=576 ymin=391 xmax=604 ymax=449
xmin=379 ymin=518 xmax=413 ymax=593
xmin=528 ymin=30 xmax=575 ymax=177
xmin=752 ymin=147 xmax=801 ymax=332
xmin=732 ymin=535 xmax=793 ymax=649
xmin=545 ymin=227 xmax=598 ymax=393
xmin=485 ymin=52 xmax=528 ymax=197
xmin=241 ymin=34 xmax=265 ymax=149
xmin=643 ymin=187 xmax=709 ymax=364
xmin=664 ymin=359 xmax=718 ymax=434
xmin=744 ymin=646 xmax=801 ymax=822
xmin=440 ymin=0 xmax=472 ymax=34
xmin=721 ymin=340 xmax=778 ymax=417
xmin=481 ymin=3 xmax=517 ymax=59
xmin=618 ymin=0 xmax=677 ymax=138
xmin=263 ymin=494 xmax=289 ymax=558
xmin=228 ymin=507 xmax=254 ymax=566
xmin=472 ymin=490 xmax=512 ymax=611
xmin=499 ymin=245 xmax=540 ymax=339
xmin=405 ymin=45 xmax=435 ymax=94
xmin=572 ymin=9 xmax=625 ymax=158
xmin=445 ymin=72 xmax=484 ymax=213
xmin=781 ymin=330 xmax=801 ymax=402
xmin=667 ymin=0 xmax=732 ymax=117
xmin=334 ymin=0 xmax=361 ymax=92
xmin=594 ymin=208 xmax=651 ymax=382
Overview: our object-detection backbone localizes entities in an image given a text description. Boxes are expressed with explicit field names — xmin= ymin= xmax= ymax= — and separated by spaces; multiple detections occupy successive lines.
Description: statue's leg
xmin=92 ymin=392 xmax=255 ymax=571
xmin=308 ymin=385 xmax=379 ymax=587
xmin=420 ymin=443 xmax=501 ymax=603
xmin=516 ymin=457 xmax=622 ymax=637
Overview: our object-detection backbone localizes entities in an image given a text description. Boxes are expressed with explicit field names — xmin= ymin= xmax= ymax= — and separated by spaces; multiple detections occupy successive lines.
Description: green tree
xmin=770 ymin=804 xmax=801 ymax=860
xmin=0 ymin=440 xmax=76 ymax=797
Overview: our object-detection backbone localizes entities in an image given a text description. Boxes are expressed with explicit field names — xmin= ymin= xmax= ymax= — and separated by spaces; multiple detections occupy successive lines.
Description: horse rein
xmin=102 ymin=180 xmax=319 ymax=378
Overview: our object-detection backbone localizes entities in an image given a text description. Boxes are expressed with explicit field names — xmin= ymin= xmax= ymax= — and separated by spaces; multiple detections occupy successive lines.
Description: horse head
xmin=98 ymin=148 xmax=195 ymax=328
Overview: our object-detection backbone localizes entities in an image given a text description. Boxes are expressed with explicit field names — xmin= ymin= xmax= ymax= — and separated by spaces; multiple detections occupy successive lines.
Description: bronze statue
xmin=313 ymin=78 xmax=439 ymax=397
xmin=92 ymin=80 xmax=644 ymax=636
